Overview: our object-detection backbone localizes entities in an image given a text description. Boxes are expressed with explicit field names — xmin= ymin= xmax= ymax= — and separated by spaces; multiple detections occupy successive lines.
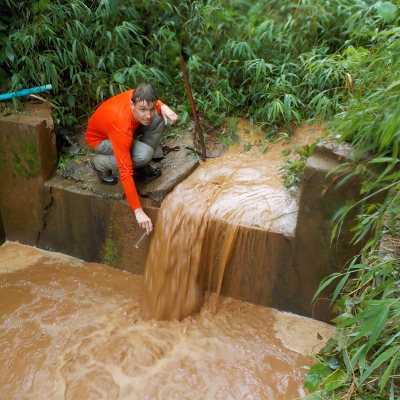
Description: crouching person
xmin=85 ymin=84 xmax=178 ymax=234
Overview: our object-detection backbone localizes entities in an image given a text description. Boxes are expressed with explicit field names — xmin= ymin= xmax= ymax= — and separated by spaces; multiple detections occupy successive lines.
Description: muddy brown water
xmin=142 ymin=122 xmax=325 ymax=320
xmin=0 ymin=242 xmax=334 ymax=400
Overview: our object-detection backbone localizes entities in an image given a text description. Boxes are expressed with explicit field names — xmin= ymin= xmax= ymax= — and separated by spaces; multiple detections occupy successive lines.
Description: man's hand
xmin=160 ymin=104 xmax=178 ymax=125
xmin=134 ymin=207 xmax=153 ymax=235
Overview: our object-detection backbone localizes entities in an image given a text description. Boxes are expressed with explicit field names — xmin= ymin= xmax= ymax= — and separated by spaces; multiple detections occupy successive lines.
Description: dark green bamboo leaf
xmin=304 ymin=363 xmax=332 ymax=393
xmin=324 ymin=369 xmax=346 ymax=392
xmin=5 ymin=43 xmax=15 ymax=62
xmin=376 ymin=2 xmax=397 ymax=23
xmin=312 ymin=273 xmax=341 ymax=302
xmin=359 ymin=346 xmax=400 ymax=387
xmin=67 ymin=95 xmax=75 ymax=108
xmin=380 ymin=349 xmax=400 ymax=393
xmin=332 ymin=271 xmax=351 ymax=304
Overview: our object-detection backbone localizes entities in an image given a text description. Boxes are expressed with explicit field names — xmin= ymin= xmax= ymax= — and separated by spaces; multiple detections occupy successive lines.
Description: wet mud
xmin=142 ymin=122 xmax=325 ymax=320
xmin=0 ymin=242 xmax=334 ymax=400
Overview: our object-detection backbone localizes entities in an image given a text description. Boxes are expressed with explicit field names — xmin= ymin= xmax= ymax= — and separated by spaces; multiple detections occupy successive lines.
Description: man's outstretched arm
xmin=134 ymin=207 xmax=153 ymax=234
xmin=160 ymin=104 xmax=178 ymax=125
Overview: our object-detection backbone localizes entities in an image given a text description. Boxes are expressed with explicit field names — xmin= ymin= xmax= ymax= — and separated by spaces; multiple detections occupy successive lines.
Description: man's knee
xmin=93 ymin=139 xmax=114 ymax=155
xmin=131 ymin=141 xmax=154 ymax=168
xmin=92 ymin=154 xmax=118 ymax=173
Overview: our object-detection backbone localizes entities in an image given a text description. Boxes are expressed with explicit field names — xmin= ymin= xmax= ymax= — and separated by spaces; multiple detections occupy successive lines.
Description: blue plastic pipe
xmin=0 ymin=84 xmax=52 ymax=101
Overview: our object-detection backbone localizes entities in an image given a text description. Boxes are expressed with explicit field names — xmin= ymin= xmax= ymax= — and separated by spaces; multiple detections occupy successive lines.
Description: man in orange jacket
xmin=85 ymin=84 xmax=178 ymax=235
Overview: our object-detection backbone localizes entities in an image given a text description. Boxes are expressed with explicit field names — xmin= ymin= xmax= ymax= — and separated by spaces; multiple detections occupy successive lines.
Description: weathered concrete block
xmin=294 ymin=152 xmax=365 ymax=322
xmin=219 ymin=228 xmax=299 ymax=311
xmin=314 ymin=139 xmax=356 ymax=163
xmin=38 ymin=176 xmax=159 ymax=275
xmin=0 ymin=105 xmax=57 ymax=245
xmin=137 ymin=134 xmax=200 ymax=201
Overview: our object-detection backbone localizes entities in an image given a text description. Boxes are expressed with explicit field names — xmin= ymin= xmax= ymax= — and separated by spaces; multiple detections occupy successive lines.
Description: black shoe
xmin=135 ymin=164 xmax=162 ymax=180
xmin=89 ymin=159 xmax=118 ymax=186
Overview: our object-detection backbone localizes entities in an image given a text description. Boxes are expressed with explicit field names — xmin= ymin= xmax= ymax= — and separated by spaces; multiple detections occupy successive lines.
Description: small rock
xmin=150 ymin=190 xmax=167 ymax=207
xmin=69 ymin=143 xmax=82 ymax=155
xmin=59 ymin=128 xmax=73 ymax=137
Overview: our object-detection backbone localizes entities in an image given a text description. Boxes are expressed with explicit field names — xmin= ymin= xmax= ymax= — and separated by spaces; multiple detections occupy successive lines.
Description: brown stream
xmin=0 ymin=122 xmax=332 ymax=399
xmin=0 ymin=242 xmax=333 ymax=400
xmin=142 ymin=121 xmax=324 ymax=320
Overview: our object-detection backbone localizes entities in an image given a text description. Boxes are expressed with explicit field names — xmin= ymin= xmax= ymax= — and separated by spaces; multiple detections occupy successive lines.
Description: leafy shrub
xmin=302 ymin=1 xmax=400 ymax=398
xmin=0 ymin=0 xmax=381 ymax=132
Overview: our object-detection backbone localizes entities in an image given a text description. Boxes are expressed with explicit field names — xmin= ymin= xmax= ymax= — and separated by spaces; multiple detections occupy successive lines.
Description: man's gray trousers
xmin=91 ymin=112 xmax=165 ymax=174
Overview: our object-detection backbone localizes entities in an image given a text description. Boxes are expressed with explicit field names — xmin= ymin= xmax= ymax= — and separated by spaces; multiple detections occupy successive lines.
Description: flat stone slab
xmin=52 ymin=133 xmax=199 ymax=206
xmin=136 ymin=134 xmax=199 ymax=205
xmin=50 ymin=159 xmax=126 ymax=200
xmin=314 ymin=139 xmax=356 ymax=163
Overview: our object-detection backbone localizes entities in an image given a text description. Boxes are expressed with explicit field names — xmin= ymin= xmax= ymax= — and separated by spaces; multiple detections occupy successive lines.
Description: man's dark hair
xmin=131 ymin=83 xmax=158 ymax=104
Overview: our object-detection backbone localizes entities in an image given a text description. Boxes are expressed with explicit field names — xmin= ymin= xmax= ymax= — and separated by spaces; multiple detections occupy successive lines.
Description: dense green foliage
xmin=0 ymin=0 xmax=395 ymax=130
xmin=300 ymin=2 xmax=400 ymax=399
xmin=1 ymin=0 xmax=400 ymax=399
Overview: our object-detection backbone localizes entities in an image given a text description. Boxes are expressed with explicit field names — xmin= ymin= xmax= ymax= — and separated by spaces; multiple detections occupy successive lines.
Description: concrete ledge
xmin=0 ymin=105 xmax=57 ymax=244
xmin=314 ymin=139 xmax=355 ymax=163
xmin=294 ymin=153 xmax=365 ymax=321
xmin=39 ymin=176 xmax=159 ymax=275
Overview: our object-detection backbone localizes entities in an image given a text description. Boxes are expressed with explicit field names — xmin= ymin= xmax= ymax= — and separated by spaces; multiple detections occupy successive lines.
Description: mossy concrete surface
xmin=294 ymin=141 xmax=366 ymax=322
xmin=38 ymin=178 xmax=158 ymax=275
xmin=0 ymin=105 xmax=57 ymax=244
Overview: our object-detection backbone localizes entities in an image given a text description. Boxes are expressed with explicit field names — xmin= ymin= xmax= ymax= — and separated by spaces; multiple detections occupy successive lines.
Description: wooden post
xmin=179 ymin=55 xmax=206 ymax=161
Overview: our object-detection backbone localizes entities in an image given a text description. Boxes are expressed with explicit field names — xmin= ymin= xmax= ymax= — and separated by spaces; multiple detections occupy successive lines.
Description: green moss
xmin=103 ymin=224 xmax=123 ymax=269
xmin=11 ymin=149 xmax=26 ymax=176
xmin=8 ymin=139 xmax=39 ymax=180
xmin=19 ymin=139 xmax=39 ymax=177
xmin=0 ymin=146 xmax=8 ymax=168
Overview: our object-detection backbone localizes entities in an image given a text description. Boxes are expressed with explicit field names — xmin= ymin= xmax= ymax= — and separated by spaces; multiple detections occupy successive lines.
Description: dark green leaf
xmin=376 ymin=2 xmax=397 ymax=23
xmin=305 ymin=363 xmax=332 ymax=393
xmin=359 ymin=346 xmax=400 ymax=386
xmin=380 ymin=349 xmax=399 ymax=393
xmin=67 ymin=95 xmax=75 ymax=108
xmin=324 ymin=369 xmax=346 ymax=392
xmin=326 ymin=356 xmax=341 ymax=370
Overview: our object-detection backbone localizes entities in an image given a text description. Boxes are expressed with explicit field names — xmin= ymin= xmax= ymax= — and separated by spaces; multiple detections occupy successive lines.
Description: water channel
xmin=0 ymin=121 xmax=334 ymax=399
xmin=0 ymin=242 xmax=333 ymax=399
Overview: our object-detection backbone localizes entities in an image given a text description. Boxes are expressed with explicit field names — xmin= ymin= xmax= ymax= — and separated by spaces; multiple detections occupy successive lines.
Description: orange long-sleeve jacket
xmin=85 ymin=89 xmax=164 ymax=211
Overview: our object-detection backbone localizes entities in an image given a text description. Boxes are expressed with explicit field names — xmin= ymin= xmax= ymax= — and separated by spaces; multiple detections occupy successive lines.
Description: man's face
xmin=130 ymin=100 xmax=156 ymax=125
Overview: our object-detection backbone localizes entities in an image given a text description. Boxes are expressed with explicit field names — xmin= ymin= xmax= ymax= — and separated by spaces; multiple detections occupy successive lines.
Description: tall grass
xmin=300 ymin=1 xmax=400 ymax=398
xmin=0 ymin=0 xmax=379 ymax=130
